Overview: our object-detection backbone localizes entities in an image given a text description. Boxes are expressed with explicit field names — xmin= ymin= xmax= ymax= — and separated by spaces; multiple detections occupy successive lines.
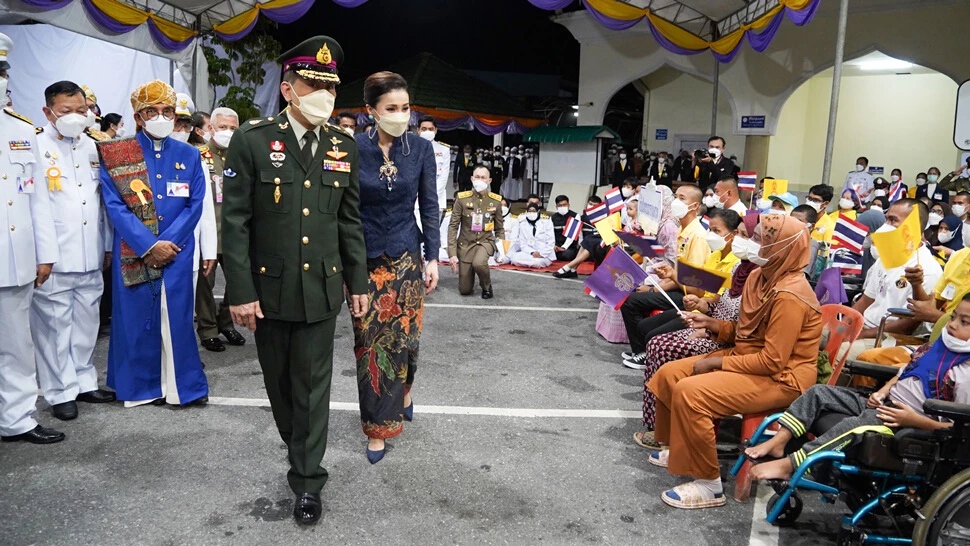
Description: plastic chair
xmin=732 ymin=304 xmax=865 ymax=502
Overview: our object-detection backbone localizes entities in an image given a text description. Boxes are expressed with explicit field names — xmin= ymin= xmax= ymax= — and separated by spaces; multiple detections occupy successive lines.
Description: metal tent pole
xmin=821 ymin=0 xmax=850 ymax=187
xmin=711 ymin=59 xmax=719 ymax=136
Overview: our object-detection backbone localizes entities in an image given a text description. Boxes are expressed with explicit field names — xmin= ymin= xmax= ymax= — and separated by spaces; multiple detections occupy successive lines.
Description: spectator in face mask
xmin=550 ymin=195 xmax=578 ymax=262
xmin=843 ymin=156 xmax=874 ymax=201
xmin=871 ymin=177 xmax=889 ymax=200
xmin=933 ymin=216 xmax=965 ymax=260
xmin=887 ymin=169 xmax=907 ymax=202
xmin=806 ymin=184 xmax=835 ymax=244
xmin=953 ymin=192 xmax=970 ymax=224
xmin=908 ymin=173 xmax=927 ymax=198
xmin=696 ymin=136 xmax=736 ymax=191
xmin=920 ymin=167 xmax=950 ymax=202
xmin=836 ymin=189 xmax=862 ymax=220
xmin=507 ymin=202 xmax=555 ymax=269
xmin=790 ymin=205 xmax=821 ymax=278
xmin=648 ymin=151 xmax=673 ymax=187
xmin=712 ymin=175 xmax=747 ymax=215
xmin=620 ymin=178 xmax=639 ymax=200
xmin=869 ymin=196 xmax=890 ymax=214
xmin=613 ymin=148 xmax=634 ymax=188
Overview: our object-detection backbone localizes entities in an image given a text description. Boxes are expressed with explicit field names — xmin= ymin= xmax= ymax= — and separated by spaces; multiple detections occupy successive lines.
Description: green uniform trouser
xmin=195 ymin=254 xmax=233 ymax=339
xmin=458 ymin=245 xmax=492 ymax=295
xmin=254 ymin=316 xmax=335 ymax=495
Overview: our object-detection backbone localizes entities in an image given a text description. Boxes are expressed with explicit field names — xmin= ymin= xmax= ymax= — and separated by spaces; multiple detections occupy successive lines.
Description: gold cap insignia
xmin=0 ymin=50 xmax=8 ymax=57
xmin=316 ymin=44 xmax=332 ymax=65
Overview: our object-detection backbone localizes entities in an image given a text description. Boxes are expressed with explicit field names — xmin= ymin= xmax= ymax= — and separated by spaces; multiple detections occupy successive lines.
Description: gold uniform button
xmin=81 ymin=200 xmax=86 ymax=205
xmin=274 ymin=177 xmax=281 ymax=185
xmin=155 ymin=153 xmax=161 ymax=159
xmin=6 ymin=200 xmax=11 ymax=206
xmin=156 ymin=174 xmax=162 ymax=179
xmin=304 ymin=180 xmax=311 ymax=188
xmin=259 ymin=266 xmax=266 ymax=274
xmin=331 ymin=266 xmax=337 ymax=273
xmin=303 ymin=263 xmax=310 ymax=271
xmin=9 ymin=225 xmax=14 ymax=231
xmin=75 ymin=163 xmax=80 ymax=169
xmin=302 ymin=236 xmax=309 ymax=245
xmin=83 ymin=220 xmax=87 ymax=225
xmin=157 ymin=194 xmax=163 ymax=200
xmin=77 ymin=182 xmax=82 ymax=187
xmin=302 ymin=208 xmax=310 ymax=216
xmin=334 ymin=181 xmax=340 ymax=188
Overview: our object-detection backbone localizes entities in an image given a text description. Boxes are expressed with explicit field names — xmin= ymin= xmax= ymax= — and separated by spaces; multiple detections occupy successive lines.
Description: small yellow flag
xmin=595 ymin=213 xmax=621 ymax=246
xmin=764 ymin=179 xmax=789 ymax=197
xmin=871 ymin=208 xmax=922 ymax=269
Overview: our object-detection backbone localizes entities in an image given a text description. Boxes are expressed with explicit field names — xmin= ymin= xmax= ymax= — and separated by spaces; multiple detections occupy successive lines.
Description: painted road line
xmin=425 ymin=303 xmax=597 ymax=312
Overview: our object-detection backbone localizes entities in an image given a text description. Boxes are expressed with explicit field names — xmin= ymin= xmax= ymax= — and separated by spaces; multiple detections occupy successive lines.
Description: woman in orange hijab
xmin=646 ymin=214 xmax=823 ymax=509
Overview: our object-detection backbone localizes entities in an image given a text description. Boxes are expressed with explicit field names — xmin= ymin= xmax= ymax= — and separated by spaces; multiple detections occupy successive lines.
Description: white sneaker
xmin=623 ymin=353 xmax=648 ymax=370
xmin=621 ymin=351 xmax=636 ymax=360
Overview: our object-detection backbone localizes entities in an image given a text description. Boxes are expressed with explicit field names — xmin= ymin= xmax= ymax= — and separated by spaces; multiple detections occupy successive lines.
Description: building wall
xmin=767 ymin=71 xmax=960 ymax=192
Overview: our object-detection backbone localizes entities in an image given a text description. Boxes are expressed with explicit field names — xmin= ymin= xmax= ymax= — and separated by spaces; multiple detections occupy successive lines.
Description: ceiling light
xmin=571 ymin=105 xmax=579 ymax=110
xmin=858 ymin=59 xmax=912 ymax=71
xmin=573 ymin=111 xmax=579 ymax=117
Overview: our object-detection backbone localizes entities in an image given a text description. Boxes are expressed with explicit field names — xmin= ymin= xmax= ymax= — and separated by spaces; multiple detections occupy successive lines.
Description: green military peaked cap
xmin=277 ymin=36 xmax=344 ymax=84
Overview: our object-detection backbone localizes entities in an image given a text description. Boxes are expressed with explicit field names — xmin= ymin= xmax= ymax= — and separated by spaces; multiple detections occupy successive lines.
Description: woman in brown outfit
xmin=646 ymin=214 xmax=823 ymax=509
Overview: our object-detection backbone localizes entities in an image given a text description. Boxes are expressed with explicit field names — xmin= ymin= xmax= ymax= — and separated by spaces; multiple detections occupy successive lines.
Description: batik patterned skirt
xmin=353 ymin=251 xmax=424 ymax=439
xmin=641 ymin=292 xmax=742 ymax=429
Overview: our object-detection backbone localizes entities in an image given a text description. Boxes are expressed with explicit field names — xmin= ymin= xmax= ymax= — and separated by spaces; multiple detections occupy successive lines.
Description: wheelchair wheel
xmin=913 ymin=467 xmax=970 ymax=546
xmin=766 ymin=492 xmax=803 ymax=525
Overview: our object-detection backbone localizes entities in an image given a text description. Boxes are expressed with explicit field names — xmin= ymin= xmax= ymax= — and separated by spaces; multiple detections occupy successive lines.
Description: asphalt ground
xmin=0 ymin=267 xmax=845 ymax=545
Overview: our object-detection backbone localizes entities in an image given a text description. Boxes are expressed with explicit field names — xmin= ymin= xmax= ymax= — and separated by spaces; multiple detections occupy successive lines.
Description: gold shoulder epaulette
xmin=436 ymin=140 xmax=449 ymax=147
xmin=198 ymin=145 xmax=209 ymax=154
xmin=457 ymin=190 xmax=473 ymax=199
xmin=327 ymin=123 xmax=354 ymax=138
xmin=85 ymin=128 xmax=110 ymax=141
xmin=488 ymin=192 xmax=502 ymax=201
xmin=540 ymin=212 xmax=550 ymax=219
xmin=35 ymin=126 xmax=43 ymax=135
xmin=4 ymin=108 xmax=32 ymax=126
xmin=243 ymin=117 xmax=273 ymax=131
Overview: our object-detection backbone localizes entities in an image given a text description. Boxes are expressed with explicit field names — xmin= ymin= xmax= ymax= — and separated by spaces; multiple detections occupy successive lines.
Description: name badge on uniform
xmin=213 ymin=175 xmax=223 ymax=203
xmin=471 ymin=213 xmax=484 ymax=232
xmin=322 ymin=159 xmax=351 ymax=173
xmin=167 ymin=181 xmax=190 ymax=197
xmin=17 ymin=176 xmax=34 ymax=194
xmin=942 ymin=283 xmax=957 ymax=300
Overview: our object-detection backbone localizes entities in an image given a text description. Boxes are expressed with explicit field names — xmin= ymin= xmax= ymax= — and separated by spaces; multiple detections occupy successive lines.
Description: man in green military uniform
xmin=448 ymin=165 xmax=504 ymax=299
xmin=221 ymin=35 xmax=368 ymax=526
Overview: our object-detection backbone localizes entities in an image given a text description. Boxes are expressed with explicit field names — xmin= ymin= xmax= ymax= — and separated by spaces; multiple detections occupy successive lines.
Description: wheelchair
xmin=730 ymin=361 xmax=970 ymax=545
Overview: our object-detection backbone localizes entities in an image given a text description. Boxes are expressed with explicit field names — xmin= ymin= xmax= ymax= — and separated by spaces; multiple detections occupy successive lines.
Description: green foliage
xmin=202 ymin=20 xmax=281 ymax=122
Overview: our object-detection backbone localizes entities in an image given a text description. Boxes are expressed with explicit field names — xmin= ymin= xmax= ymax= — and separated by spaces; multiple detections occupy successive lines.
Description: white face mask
xmin=115 ymin=126 xmax=125 ymax=138
xmin=856 ymin=164 xmax=866 ymax=172
xmin=839 ymin=198 xmax=855 ymax=210
xmin=713 ymin=193 xmax=727 ymax=208
xmin=702 ymin=195 xmax=717 ymax=208
xmin=670 ymin=197 xmax=689 ymax=219
xmin=376 ymin=111 xmax=410 ymax=137
xmin=928 ymin=212 xmax=943 ymax=227
xmin=806 ymin=200 xmax=822 ymax=213
xmin=86 ymin=110 xmax=98 ymax=129
xmin=938 ymin=230 xmax=954 ymax=244
xmin=891 ymin=175 xmax=900 ymax=183
xmin=200 ymin=131 xmax=212 ymax=143
xmin=751 ymin=230 xmax=802 ymax=267
xmin=942 ymin=328 xmax=970 ymax=353
xmin=963 ymin=224 xmax=970 ymax=248
xmin=870 ymin=205 xmax=883 ymax=213
xmin=954 ymin=205 xmax=968 ymax=218
xmin=766 ymin=208 xmax=787 ymax=215
xmin=916 ymin=178 xmax=927 ymax=186
xmin=873 ymin=189 xmax=887 ymax=197
xmin=472 ymin=179 xmax=489 ymax=193
xmin=619 ymin=154 xmax=627 ymax=160
xmin=142 ymin=116 xmax=175 ymax=140
xmin=290 ymin=86 xmax=335 ymax=127
xmin=733 ymin=237 xmax=759 ymax=261
xmin=212 ymin=129 xmax=234 ymax=149
xmin=621 ymin=188 xmax=634 ymax=198
xmin=169 ymin=131 xmax=190 ymax=143
xmin=708 ymin=147 xmax=721 ymax=158
xmin=419 ymin=130 xmax=435 ymax=142
xmin=501 ymin=206 xmax=510 ymax=216
xmin=704 ymin=230 xmax=727 ymax=252
xmin=557 ymin=206 xmax=569 ymax=216
xmin=525 ymin=211 xmax=539 ymax=222
xmin=53 ymin=112 xmax=89 ymax=139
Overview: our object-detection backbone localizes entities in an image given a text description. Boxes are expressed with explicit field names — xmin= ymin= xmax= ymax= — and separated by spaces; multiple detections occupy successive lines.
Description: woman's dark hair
xmin=99 ymin=113 xmax=122 ymax=132
xmin=871 ymin=196 xmax=890 ymax=210
xmin=709 ymin=207 xmax=742 ymax=231
xmin=189 ymin=111 xmax=209 ymax=145
xmin=363 ymin=71 xmax=408 ymax=107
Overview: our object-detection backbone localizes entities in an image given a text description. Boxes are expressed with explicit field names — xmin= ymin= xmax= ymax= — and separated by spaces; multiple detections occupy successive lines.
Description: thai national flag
xmin=699 ymin=215 xmax=710 ymax=231
xmin=831 ymin=249 xmax=863 ymax=275
xmin=585 ymin=202 xmax=609 ymax=224
xmin=563 ymin=216 xmax=581 ymax=241
xmin=738 ymin=172 xmax=757 ymax=192
xmin=832 ymin=214 xmax=868 ymax=253
xmin=604 ymin=187 xmax=625 ymax=215
xmin=887 ymin=183 xmax=907 ymax=203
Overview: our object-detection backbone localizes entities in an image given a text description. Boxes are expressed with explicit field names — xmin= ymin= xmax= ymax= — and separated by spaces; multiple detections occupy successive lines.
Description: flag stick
xmin=646 ymin=275 xmax=681 ymax=312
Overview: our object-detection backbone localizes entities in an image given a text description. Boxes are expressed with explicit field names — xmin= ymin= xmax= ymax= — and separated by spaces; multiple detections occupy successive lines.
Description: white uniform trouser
xmin=0 ymin=282 xmax=39 ymax=436
xmin=508 ymin=251 xmax=552 ymax=269
xmin=30 ymin=271 xmax=104 ymax=405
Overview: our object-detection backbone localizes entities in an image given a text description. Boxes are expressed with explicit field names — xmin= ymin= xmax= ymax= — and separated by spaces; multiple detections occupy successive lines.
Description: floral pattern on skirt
xmin=641 ymin=293 xmax=742 ymax=430
xmin=353 ymin=252 xmax=424 ymax=439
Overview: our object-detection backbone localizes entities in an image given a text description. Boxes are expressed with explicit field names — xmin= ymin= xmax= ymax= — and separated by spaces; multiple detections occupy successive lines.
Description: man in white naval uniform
xmin=31 ymin=81 xmax=117 ymax=422
xmin=0 ymin=32 xmax=66 ymax=444
xmin=417 ymin=115 xmax=451 ymax=223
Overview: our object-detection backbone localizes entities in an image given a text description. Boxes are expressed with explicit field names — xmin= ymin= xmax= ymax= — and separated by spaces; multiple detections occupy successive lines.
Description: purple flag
xmin=676 ymin=259 xmax=730 ymax=294
xmin=814 ymin=267 xmax=848 ymax=305
xmin=614 ymin=231 xmax=666 ymax=258
xmin=584 ymin=248 xmax=648 ymax=310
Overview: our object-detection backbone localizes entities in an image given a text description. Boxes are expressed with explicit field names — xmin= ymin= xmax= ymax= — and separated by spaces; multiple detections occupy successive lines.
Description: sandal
xmin=648 ymin=450 xmax=669 ymax=468
xmin=661 ymin=482 xmax=727 ymax=510
xmin=633 ymin=430 xmax=663 ymax=450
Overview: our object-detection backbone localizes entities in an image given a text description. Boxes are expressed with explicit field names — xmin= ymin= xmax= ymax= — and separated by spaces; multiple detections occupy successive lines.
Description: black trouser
xmin=620 ymin=291 xmax=685 ymax=353
xmin=254 ymin=316 xmax=336 ymax=495
xmin=556 ymin=246 xmax=578 ymax=262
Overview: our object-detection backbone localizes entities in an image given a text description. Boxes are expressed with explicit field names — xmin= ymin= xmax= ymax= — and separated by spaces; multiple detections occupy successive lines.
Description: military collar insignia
xmin=330 ymin=136 xmax=342 ymax=146
xmin=279 ymin=121 xmax=289 ymax=130
xmin=326 ymin=147 xmax=348 ymax=160
xmin=270 ymin=140 xmax=285 ymax=152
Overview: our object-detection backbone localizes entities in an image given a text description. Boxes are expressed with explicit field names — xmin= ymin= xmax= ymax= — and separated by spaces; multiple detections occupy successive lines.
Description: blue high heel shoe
xmin=366 ymin=445 xmax=385 ymax=464
xmin=403 ymin=402 xmax=414 ymax=422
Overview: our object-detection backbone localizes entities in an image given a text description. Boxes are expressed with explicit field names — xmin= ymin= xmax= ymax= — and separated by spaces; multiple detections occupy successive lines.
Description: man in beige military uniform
xmin=448 ymin=165 xmax=504 ymax=299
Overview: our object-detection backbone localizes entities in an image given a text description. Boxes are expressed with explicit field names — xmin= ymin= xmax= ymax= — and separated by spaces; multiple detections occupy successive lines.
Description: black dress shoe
xmin=221 ymin=329 xmax=246 ymax=346
xmin=553 ymin=269 xmax=578 ymax=279
xmin=1 ymin=425 xmax=65 ymax=444
xmin=201 ymin=338 xmax=226 ymax=352
xmin=76 ymin=389 xmax=116 ymax=404
xmin=293 ymin=493 xmax=322 ymax=525
xmin=481 ymin=286 xmax=494 ymax=299
xmin=185 ymin=396 xmax=208 ymax=407
xmin=51 ymin=401 xmax=78 ymax=421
